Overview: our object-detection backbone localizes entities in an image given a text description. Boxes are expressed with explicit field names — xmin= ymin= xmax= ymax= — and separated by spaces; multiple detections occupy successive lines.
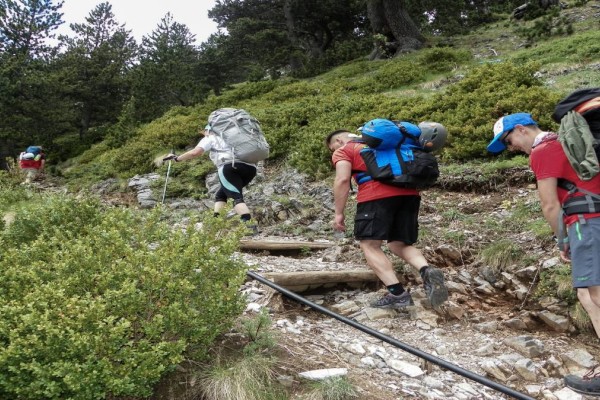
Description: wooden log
xmin=261 ymin=269 xmax=381 ymax=286
xmin=239 ymin=239 xmax=335 ymax=251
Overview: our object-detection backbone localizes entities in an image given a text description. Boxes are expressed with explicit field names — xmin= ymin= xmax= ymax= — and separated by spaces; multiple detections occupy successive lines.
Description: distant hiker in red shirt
xmin=19 ymin=146 xmax=46 ymax=184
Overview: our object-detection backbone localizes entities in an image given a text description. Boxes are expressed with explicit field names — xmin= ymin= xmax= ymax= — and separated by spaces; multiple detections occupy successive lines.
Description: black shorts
xmin=354 ymin=195 xmax=420 ymax=244
xmin=215 ymin=163 xmax=257 ymax=204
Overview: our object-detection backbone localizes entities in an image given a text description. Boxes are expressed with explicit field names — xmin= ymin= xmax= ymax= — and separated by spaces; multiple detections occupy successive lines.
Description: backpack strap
xmin=396 ymin=122 xmax=419 ymax=145
xmin=557 ymin=178 xmax=600 ymax=215
xmin=555 ymin=178 xmax=600 ymax=251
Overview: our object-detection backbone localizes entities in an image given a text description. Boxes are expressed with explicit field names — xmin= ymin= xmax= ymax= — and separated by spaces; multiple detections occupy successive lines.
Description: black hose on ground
xmin=247 ymin=270 xmax=536 ymax=400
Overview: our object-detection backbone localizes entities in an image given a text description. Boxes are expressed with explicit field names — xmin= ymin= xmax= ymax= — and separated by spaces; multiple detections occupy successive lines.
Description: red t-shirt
xmin=331 ymin=141 xmax=418 ymax=203
xmin=530 ymin=136 xmax=600 ymax=225
xmin=19 ymin=154 xmax=45 ymax=169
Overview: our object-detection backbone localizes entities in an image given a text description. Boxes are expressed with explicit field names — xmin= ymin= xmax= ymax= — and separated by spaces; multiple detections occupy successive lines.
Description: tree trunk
xmin=383 ymin=0 xmax=425 ymax=55
xmin=283 ymin=0 xmax=305 ymax=72
xmin=367 ymin=0 xmax=424 ymax=59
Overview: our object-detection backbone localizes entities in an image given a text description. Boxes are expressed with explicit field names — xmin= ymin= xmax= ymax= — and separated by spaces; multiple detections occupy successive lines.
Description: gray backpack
xmin=208 ymin=108 xmax=270 ymax=164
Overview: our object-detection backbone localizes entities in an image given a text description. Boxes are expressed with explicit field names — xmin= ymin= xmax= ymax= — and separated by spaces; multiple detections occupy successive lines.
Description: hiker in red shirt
xmin=487 ymin=112 xmax=600 ymax=396
xmin=19 ymin=146 xmax=46 ymax=184
xmin=326 ymin=127 xmax=448 ymax=309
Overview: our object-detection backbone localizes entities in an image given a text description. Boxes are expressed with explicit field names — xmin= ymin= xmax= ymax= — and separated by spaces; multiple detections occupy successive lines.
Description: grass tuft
xmin=480 ymin=239 xmax=524 ymax=271
xmin=301 ymin=376 xmax=359 ymax=400
xmin=196 ymin=354 xmax=280 ymax=400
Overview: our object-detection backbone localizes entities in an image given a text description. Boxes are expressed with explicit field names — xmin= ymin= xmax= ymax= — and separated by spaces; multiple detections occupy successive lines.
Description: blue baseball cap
xmin=487 ymin=113 xmax=537 ymax=154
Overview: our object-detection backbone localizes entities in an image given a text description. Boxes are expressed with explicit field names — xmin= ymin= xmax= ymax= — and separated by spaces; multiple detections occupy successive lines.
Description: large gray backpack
xmin=207 ymin=108 xmax=270 ymax=164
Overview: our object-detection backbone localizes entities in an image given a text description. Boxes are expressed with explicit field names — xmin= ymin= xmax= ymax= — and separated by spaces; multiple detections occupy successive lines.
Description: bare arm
xmin=333 ymin=160 xmax=352 ymax=231
xmin=173 ymin=146 xmax=204 ymax=162
xmin=537 ymin=177 xmax=561 ymax=235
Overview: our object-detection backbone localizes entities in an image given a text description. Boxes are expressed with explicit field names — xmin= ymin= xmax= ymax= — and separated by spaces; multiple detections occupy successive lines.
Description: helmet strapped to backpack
xmin=418 ymin=122 xmax=448 ymax=152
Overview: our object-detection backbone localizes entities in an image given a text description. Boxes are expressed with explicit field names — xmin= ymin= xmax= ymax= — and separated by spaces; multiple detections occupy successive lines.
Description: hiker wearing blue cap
xmin=164 ymin=122 xmax=259 ymax=234
xmin=487 ymin=112 xmax=600 ymax=393
xmin=325 ymin=127 xmax=448 ymax=310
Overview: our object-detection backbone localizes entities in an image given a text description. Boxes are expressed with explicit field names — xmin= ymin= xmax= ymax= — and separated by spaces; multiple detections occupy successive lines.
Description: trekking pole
xmin=161 ymin=150 xmax=173 ymax=204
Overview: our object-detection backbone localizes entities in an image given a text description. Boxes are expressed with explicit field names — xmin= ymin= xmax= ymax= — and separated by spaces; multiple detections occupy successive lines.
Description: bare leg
xmin=359 ymin=240 xmax=399 ymax=285
xmin=387 ymin=241 xmax=428 ymax=277
xmin=233 ymin=202 xmax=251 ymax=216
xmin=214 ymin=201 xmax=227 ymax=213
xmin=388 ymin=240 xmax=448 ymax=307
xmin=579 ymin=287 xmax=600 ymax=339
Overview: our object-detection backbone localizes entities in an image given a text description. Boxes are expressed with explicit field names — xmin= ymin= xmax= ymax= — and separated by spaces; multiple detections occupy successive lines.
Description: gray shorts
xmin=570 ymin=217 xmax=600 ymax=288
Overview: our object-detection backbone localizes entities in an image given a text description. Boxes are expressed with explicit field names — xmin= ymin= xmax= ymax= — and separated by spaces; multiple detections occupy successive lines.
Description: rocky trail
xmin=229 ymin=170 xmax=600 ymax=400
xmin=238 ymin=237 xmax=599 ymax=400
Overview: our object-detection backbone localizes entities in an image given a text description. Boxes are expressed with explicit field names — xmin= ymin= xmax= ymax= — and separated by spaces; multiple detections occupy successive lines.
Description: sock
xmin=213 ymin=212 xmax=220 ymax=217
xmin=419 ymin=266 xmax=429 ymax=279
xmin=240 ymin=213 xmax=251 ymax=222
xmin=387 ymin=283 xmax=404 ymax=296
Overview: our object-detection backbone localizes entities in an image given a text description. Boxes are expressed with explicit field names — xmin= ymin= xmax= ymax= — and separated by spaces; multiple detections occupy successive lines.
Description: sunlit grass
xmin=300 ymin=376 xmax=359 ymax=400
xmin=197 ymin=355 xmax=282 ymax=400
xmin=480 ymin=239 xmax=524 ymax=271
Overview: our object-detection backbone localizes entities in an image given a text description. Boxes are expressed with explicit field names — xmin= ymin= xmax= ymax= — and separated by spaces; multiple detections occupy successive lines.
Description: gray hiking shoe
xmin=371 ymin=291 xmax=413 ymax=309
xmin=564 ymin=366 xmax=600 ymax=396
xmin=422 ymin=267 xmax=448 ymax=307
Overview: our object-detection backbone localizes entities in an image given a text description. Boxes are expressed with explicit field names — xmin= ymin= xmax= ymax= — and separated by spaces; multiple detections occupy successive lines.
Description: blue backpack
xmin=26 ymin=146 xmax=42 ymax=155
xmin=356 ymin=118 xmax=440 ymax=189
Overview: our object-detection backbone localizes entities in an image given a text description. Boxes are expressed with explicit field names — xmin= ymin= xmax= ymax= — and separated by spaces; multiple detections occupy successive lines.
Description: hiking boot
xmin=421 ymin=266 xmax=448 ymax=307
xmin=565 ymin=366 xmax=600 ymax=396
xmin=370 ymin=291 xmax=413 ymax=309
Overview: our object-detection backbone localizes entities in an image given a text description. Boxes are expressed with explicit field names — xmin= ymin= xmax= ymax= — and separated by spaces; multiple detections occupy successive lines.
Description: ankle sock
xmin=387 ymin=283 xmax=405 ymax=295
xmin=240 ymin=213 xmax=251 ymax=222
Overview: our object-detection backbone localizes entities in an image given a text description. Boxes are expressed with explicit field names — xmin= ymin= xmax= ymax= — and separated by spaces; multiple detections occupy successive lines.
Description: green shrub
xmin=0 ymin=170 xmax=32 ymax=211
xmin=0 ymin=195 xmax=247 ymax=399
xmin=416 ymin=47 xmax=473 ymax=73
xmin=60 ymin=52 xmax=566 ymax=184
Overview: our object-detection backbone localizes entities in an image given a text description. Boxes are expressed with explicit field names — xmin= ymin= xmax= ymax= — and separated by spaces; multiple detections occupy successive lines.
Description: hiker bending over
xmin=164 ymin=124 xmax=258 ymax=234
xmin=488 ymin=113 xmax=600 ymax=337
xmin=325 ymin=127 xmax=448 ymax=309
xmin=487 ymin=112 xmax=600 ymax=395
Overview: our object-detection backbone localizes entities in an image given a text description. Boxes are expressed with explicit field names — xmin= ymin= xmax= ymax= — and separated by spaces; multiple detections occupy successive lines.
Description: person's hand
xmin=560 ymin=245 xmax=571 ymax=263
xmin=333 ymin=213 xmax=345 ymax=232
xmin=163 ymin=153 xmax=177 ymax=162
xmin=555 ymin=236 xmax=571 ymax=263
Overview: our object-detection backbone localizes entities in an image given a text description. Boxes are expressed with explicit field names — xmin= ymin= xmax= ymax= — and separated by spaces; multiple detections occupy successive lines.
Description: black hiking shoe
xmin=421 ymin=267 xmax=448 ymax=307
xmin=370 ymin=291 xmax=414 ymax=309
xmin=565 ymin=366 xmax=600 ymax=396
